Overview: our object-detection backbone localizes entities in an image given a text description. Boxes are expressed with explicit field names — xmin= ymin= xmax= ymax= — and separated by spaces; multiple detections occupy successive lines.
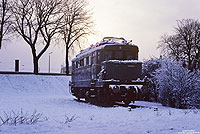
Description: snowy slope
xmin=0 ymin=74 xmax=200 ymax=134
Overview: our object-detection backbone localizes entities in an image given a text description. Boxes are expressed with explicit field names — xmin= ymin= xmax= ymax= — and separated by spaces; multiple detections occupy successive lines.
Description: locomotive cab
xmin=70 ymin=37 xmax=145 ymax=105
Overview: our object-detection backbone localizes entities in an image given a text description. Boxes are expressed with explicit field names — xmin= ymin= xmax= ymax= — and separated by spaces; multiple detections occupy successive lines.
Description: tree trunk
xmin=0 ymin=35 xmax=2 ymax=49
xmin=0 ymin=17 xmax=4 ymax=49
xmin=31 ymin=47 xmax=39 ymax=74
xmin=0 ymin=12 xmax=4 ymax=49
xmin=65 ymin=46 xmax=69 ymax=75
xmin=0 ymin=0 xmax=6 ymax=49
xmin=33 ymin=56 xmax=39 ymax=74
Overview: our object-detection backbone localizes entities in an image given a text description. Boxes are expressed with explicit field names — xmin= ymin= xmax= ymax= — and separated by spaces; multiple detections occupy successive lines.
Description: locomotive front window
xmin=104 ymin=51 xmax=112 ymax=60
xmin=114 ymin=51 xmax=123 ymax=60
xmin=125 ymin=51 xmax=134 ymax=60
xmin=104 ymin=50 xmax=136 ymax=61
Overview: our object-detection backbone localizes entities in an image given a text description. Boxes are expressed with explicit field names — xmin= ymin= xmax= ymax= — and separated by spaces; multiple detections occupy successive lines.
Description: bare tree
xmin=0 ymin=0 xmax=12 ymax=49
xmin=11 ymin=0 xmax=64 ymax=74
xmin=59 ymin=0 xmax=93 ymax=75
xmin=159 ymin=19 xmax=200 ymax=70
xmin=38 ymin=0 xmax=64 ymax=61
xmin=159 ymin=34 xmax=185 ymax=61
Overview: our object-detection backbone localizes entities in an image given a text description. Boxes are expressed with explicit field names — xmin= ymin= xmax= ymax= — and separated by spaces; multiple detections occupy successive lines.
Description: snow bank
xmin=0 ymin=74 xmax=200 ymax=134
xmin=0 ymin=74 xmax=70 ymax=96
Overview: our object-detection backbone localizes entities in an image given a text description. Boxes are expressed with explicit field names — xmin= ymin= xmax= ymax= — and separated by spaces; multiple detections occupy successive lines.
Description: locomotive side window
xmin=72 ymin=61 xmax=75 ymax=70
xmin=97 ymin=51 xmax=101 ymax=63
xmin=75 ymin=61 xmax=79 ymax=68
xmin=86 ymin=57 xmax=89 ymax=66
xmin=91 ymin=52 xmax=96 ymax=65
xmin=91 ymin=55 xmax=93 ymax=65
xmin=89 ymin=55 xmax=91 ymax=65
xmin=80 ymin=59 xmax=84 ymax=67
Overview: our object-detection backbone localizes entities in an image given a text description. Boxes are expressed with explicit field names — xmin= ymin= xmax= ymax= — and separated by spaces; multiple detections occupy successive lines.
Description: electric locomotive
xmin=70 ymin=37 xmax=145 ymax=105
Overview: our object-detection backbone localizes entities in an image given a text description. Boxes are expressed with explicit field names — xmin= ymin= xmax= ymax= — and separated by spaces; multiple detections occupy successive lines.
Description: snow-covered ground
xmin=0 ymin=74 xmax=200 ymax=134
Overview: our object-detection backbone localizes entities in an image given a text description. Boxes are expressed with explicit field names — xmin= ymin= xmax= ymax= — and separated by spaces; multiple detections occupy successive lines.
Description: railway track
xmin=74 ymin=98 xmax=158 ymax=111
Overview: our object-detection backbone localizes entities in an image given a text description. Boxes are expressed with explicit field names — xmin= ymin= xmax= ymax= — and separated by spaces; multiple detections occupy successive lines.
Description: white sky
xmin=1 ymin=0 xmax=200 ymax=73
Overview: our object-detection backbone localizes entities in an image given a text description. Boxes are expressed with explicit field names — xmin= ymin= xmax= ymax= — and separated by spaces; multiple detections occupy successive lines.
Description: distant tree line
xmin=141 ymin=19 xmax=200 ymax=109
xmin=0 ymin=0 xmax=93 ymax=74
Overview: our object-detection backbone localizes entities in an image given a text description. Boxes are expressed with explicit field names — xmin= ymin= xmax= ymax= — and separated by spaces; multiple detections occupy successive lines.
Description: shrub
xmin=154 ymin=59 xmax=200 ymax=108
xmin=0 ymin=109 xmax=48 ymax=126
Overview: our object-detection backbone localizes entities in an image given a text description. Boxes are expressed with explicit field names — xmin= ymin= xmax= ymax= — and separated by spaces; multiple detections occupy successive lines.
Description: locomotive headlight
xmin=112 ymin=86 xmax=120 ymax=94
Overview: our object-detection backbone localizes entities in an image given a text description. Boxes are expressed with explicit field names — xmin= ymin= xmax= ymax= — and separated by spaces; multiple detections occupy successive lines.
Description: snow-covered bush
xmin=154 ymin=59 xmax=200 ymax=108
xmin=142 ymin=58 xmax=200 ymax=109
xmin=141 ymin=58 xmax=161 ymax=102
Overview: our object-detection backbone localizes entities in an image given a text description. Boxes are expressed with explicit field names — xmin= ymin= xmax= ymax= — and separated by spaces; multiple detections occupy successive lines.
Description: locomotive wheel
xmin=84 ymin=87 xmax=115 ymax=106
xmin=84 ymin=89 xmax=97 ymax=104
xmin=101 ymin=88 xmax=114 ymax=106
xmin=73 ymin=88 xmax=81 ymax=101
xmin=124 ymin=99 xmax=131 ymax=106
xmin=85 ymin=91 xmax=90 ymax=102
xmin=123 ymin=94 xmax=132 ymax=106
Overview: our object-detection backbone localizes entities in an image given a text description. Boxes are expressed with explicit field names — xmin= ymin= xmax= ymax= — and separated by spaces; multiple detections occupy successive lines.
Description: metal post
xmin=49 ymin=52 xmax=53 ymax=73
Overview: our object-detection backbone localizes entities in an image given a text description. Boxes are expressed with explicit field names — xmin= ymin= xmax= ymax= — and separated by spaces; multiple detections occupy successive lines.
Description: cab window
xmin=114 ymin=51 xmax=123 ymax=60
xmin=104 ymin=51 xmax=112 ymax=61
xmin=125 ymin=51 xmax=133 ymax=60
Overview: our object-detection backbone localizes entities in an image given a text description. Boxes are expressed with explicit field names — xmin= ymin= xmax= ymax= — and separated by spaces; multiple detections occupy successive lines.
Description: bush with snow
xmin=141 ymin=58 xmax=161 ymax=102
xmin=142 ymin=58 xmax=200 ymax=109
xmin=154 ymin=59 xmax=200 ymax=108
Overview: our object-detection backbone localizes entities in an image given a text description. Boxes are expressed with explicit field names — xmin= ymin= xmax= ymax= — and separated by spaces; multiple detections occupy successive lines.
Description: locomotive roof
xmin=72 ymin=37 xmax=138 ymax=61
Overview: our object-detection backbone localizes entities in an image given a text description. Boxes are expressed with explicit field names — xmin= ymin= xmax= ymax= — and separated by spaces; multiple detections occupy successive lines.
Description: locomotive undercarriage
xmin=71 ymin=82 xmax=142 ymax=106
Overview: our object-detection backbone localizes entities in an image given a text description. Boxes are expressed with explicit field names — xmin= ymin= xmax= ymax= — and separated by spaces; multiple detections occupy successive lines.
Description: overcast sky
xmin=1 ymin=0 xmax=200 ymax=73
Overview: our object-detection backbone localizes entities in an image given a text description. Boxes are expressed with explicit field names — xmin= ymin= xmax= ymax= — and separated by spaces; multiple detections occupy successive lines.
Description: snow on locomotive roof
xmin=103 ymin=60 xmax=143 ymax=64
xmin=72 ymin=37 xmax=138 ymax=61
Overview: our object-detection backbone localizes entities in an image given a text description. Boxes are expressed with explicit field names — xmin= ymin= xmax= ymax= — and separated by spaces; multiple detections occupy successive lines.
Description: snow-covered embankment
xmin=0 ymin=74 xmax=70 ymax=96
xmin=0 ymin=74 xmax=200 ymax=134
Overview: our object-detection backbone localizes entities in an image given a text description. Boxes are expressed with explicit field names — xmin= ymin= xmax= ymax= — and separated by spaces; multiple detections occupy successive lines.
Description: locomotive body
xmin=70 ymin=37 xmax=145 ymax=105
